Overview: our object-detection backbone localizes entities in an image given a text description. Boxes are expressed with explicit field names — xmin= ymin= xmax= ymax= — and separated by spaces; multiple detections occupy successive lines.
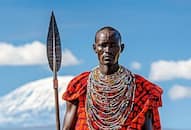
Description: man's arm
xmin=142 ymin=110 xmax=153 ymax=130
xmin=62 ymin=100 xmax=78 ymax=130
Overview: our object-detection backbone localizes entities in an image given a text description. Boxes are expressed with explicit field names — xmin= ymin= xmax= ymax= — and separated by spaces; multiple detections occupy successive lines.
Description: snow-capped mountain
xmin=0 ymin=76 xmax=74 ymax=128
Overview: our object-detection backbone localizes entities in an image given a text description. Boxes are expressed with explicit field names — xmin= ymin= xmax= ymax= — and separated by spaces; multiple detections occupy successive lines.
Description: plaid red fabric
xmin=62 ymin=72 xmax=163 ymax=130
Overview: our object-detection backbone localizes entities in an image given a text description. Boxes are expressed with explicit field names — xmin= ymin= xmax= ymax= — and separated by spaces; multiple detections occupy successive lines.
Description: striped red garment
xmin=63 ymin=72 xmax=163 ymax=130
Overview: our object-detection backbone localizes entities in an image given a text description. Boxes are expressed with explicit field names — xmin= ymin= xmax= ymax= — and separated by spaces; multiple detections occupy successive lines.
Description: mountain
xmin=0 ymin=76 xmax=74 ymax=128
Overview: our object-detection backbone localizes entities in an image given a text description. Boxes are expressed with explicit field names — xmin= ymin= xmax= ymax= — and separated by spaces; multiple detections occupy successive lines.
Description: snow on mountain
xmin=0 ymin=76 xmax=74 ymax=128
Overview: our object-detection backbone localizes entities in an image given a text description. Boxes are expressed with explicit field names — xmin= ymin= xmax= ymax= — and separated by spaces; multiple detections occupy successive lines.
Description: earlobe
xmin=93 ymin=44 xmax=97 ymax=53
xmin=120 ymin=43 xmax=125 ymax=53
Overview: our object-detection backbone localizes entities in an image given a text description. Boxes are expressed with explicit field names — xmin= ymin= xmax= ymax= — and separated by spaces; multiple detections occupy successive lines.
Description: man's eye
xmin=98 ymin=44 xmax=106 ymax=47
xmin=98 ymin=43 xmax=118 ymax=48
xmin=111 ymin=44 xmax=118 ymax=47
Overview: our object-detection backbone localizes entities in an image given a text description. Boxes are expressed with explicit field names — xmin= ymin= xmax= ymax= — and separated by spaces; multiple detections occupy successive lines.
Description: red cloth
xmin=63 ymin=72 xmax=163 ymax=130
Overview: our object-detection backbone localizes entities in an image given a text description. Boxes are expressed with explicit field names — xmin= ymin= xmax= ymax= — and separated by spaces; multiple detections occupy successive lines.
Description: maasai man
xmin=62 ymin=26 xmax=163 ymax=130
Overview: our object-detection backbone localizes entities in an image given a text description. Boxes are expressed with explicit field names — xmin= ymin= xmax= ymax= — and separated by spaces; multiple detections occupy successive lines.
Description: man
xmin=62 ymin=26 xmax=163 ymax=130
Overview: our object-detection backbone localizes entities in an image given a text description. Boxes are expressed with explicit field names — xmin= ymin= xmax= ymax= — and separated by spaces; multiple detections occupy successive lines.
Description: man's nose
xmin=104 ymin=46 xmax=111 ymax=53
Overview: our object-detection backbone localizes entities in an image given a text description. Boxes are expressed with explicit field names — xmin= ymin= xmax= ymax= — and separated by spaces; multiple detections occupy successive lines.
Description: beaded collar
xmin=86 ymin=65 xmax=136 ymax=130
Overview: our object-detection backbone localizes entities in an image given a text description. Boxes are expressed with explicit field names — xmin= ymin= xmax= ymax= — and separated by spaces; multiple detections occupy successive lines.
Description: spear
xmin=47 ymin=11 xmax=62 ymax=130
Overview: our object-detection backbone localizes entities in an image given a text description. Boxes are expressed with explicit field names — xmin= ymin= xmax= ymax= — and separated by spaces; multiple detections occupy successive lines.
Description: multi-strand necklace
xmin=86 ymin=65 xmax=136 ymax=130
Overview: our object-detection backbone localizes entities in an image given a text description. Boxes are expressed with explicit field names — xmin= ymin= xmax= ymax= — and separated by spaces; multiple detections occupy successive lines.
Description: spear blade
xmin=47 ymin=11 xmax=62 ymax=73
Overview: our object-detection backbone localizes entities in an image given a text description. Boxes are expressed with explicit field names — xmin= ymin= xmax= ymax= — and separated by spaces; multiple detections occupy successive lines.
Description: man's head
xmin=93 ymin=26 xmax=124 ymax=66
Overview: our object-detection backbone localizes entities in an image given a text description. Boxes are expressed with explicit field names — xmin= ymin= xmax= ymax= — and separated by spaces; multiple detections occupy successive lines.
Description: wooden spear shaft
xmin=53 ymin=77 xmax=60 ymax=130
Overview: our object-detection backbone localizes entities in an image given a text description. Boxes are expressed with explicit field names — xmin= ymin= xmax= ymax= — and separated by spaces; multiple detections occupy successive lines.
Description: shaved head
xmin=95 ymin=26 xmax=121 ymax=43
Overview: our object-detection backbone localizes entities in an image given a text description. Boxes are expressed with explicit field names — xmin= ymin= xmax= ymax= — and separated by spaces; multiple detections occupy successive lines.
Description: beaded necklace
xmin=86 ymin=65 xmax=136 ymax=130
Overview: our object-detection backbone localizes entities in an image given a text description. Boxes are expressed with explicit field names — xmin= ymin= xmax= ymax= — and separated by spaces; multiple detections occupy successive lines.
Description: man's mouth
xmin=103 ymin=55 xmax=113 ymax=60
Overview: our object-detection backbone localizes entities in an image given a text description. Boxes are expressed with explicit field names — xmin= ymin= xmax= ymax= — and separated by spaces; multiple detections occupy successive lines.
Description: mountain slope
xmin=0 ymin=76 xmax=73 ymax=128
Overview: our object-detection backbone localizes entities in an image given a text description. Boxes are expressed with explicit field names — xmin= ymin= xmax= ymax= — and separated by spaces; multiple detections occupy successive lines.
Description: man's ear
xmin=120 ymin=43 xmax=125 ymax=53
xmin=93 ymin=43 xmax=97 ymax=53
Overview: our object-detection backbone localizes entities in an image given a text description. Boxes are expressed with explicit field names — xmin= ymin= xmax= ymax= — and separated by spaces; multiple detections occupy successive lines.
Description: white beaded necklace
xmin=86 ymin=65 xmax=136 ymax=130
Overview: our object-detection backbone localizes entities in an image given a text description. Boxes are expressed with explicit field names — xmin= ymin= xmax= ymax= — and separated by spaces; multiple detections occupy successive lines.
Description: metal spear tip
xmin=51 ymin=11 xmax=55 ymax=18
xmin=51 ymin=10 xmax=54 ymax=15
xmin=46 ymin=11 xmax=62 ymax=72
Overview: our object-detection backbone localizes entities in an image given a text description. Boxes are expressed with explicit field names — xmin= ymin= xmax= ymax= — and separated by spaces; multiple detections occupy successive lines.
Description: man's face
xmin=94 ymin=30 xmax=122 ymax=66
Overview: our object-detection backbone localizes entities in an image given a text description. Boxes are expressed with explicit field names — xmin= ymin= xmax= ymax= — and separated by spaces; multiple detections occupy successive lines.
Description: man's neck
xmin=99 ymin=64 xmax=119 ymax=75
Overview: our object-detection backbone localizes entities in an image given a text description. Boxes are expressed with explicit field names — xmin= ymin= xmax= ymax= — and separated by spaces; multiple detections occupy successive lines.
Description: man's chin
xmin=103 ymin=62 xmax=114 ymax=66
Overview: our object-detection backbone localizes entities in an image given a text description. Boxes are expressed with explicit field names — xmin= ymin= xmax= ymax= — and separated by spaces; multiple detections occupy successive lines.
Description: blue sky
xmin=0 ymin=0 xmax=191 ymax=129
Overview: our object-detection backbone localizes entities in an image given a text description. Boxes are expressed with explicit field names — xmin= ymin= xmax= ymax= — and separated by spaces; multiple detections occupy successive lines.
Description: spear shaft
xmin=53 ymin=77 xmax=60 ymax=130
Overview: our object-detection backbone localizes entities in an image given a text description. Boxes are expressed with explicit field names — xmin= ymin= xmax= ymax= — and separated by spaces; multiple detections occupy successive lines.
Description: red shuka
xmin=63 ymin=72 xmax=163 ymax=130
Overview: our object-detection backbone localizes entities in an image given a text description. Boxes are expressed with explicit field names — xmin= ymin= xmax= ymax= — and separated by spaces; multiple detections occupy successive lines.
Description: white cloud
xmin=149 ymin=59 xmax=191 ymax=81
xmin=130 ymin=61 xmax=141 ymax=70
xmin=62 ymin=49 xmax=81 ymax=66
xmin=0 ymin=41 xmax=80 ymax=66
xmin=168 ymin=85 xmax=191 ymax=100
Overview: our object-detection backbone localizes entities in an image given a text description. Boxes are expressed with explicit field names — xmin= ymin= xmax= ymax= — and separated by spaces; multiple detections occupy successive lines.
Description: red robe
xmin=63 ymin=72 xmax=163 ymax=130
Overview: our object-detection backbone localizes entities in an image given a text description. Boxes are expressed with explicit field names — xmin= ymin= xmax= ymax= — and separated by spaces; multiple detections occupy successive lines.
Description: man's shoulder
xmin=75 ymin=71 xmax=90 ymax=78
xmin=134 ymin=73 xmax=163 ymax=94
xmin=134 ymin=74 xmax=155 ymax=84
xmin=69 ymin=71 xmax=90 ymax=85
xmin=134 ymin=74 xmax=147 ymax=82
xmin=63 ymin=71 xmax=90 ymax=101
